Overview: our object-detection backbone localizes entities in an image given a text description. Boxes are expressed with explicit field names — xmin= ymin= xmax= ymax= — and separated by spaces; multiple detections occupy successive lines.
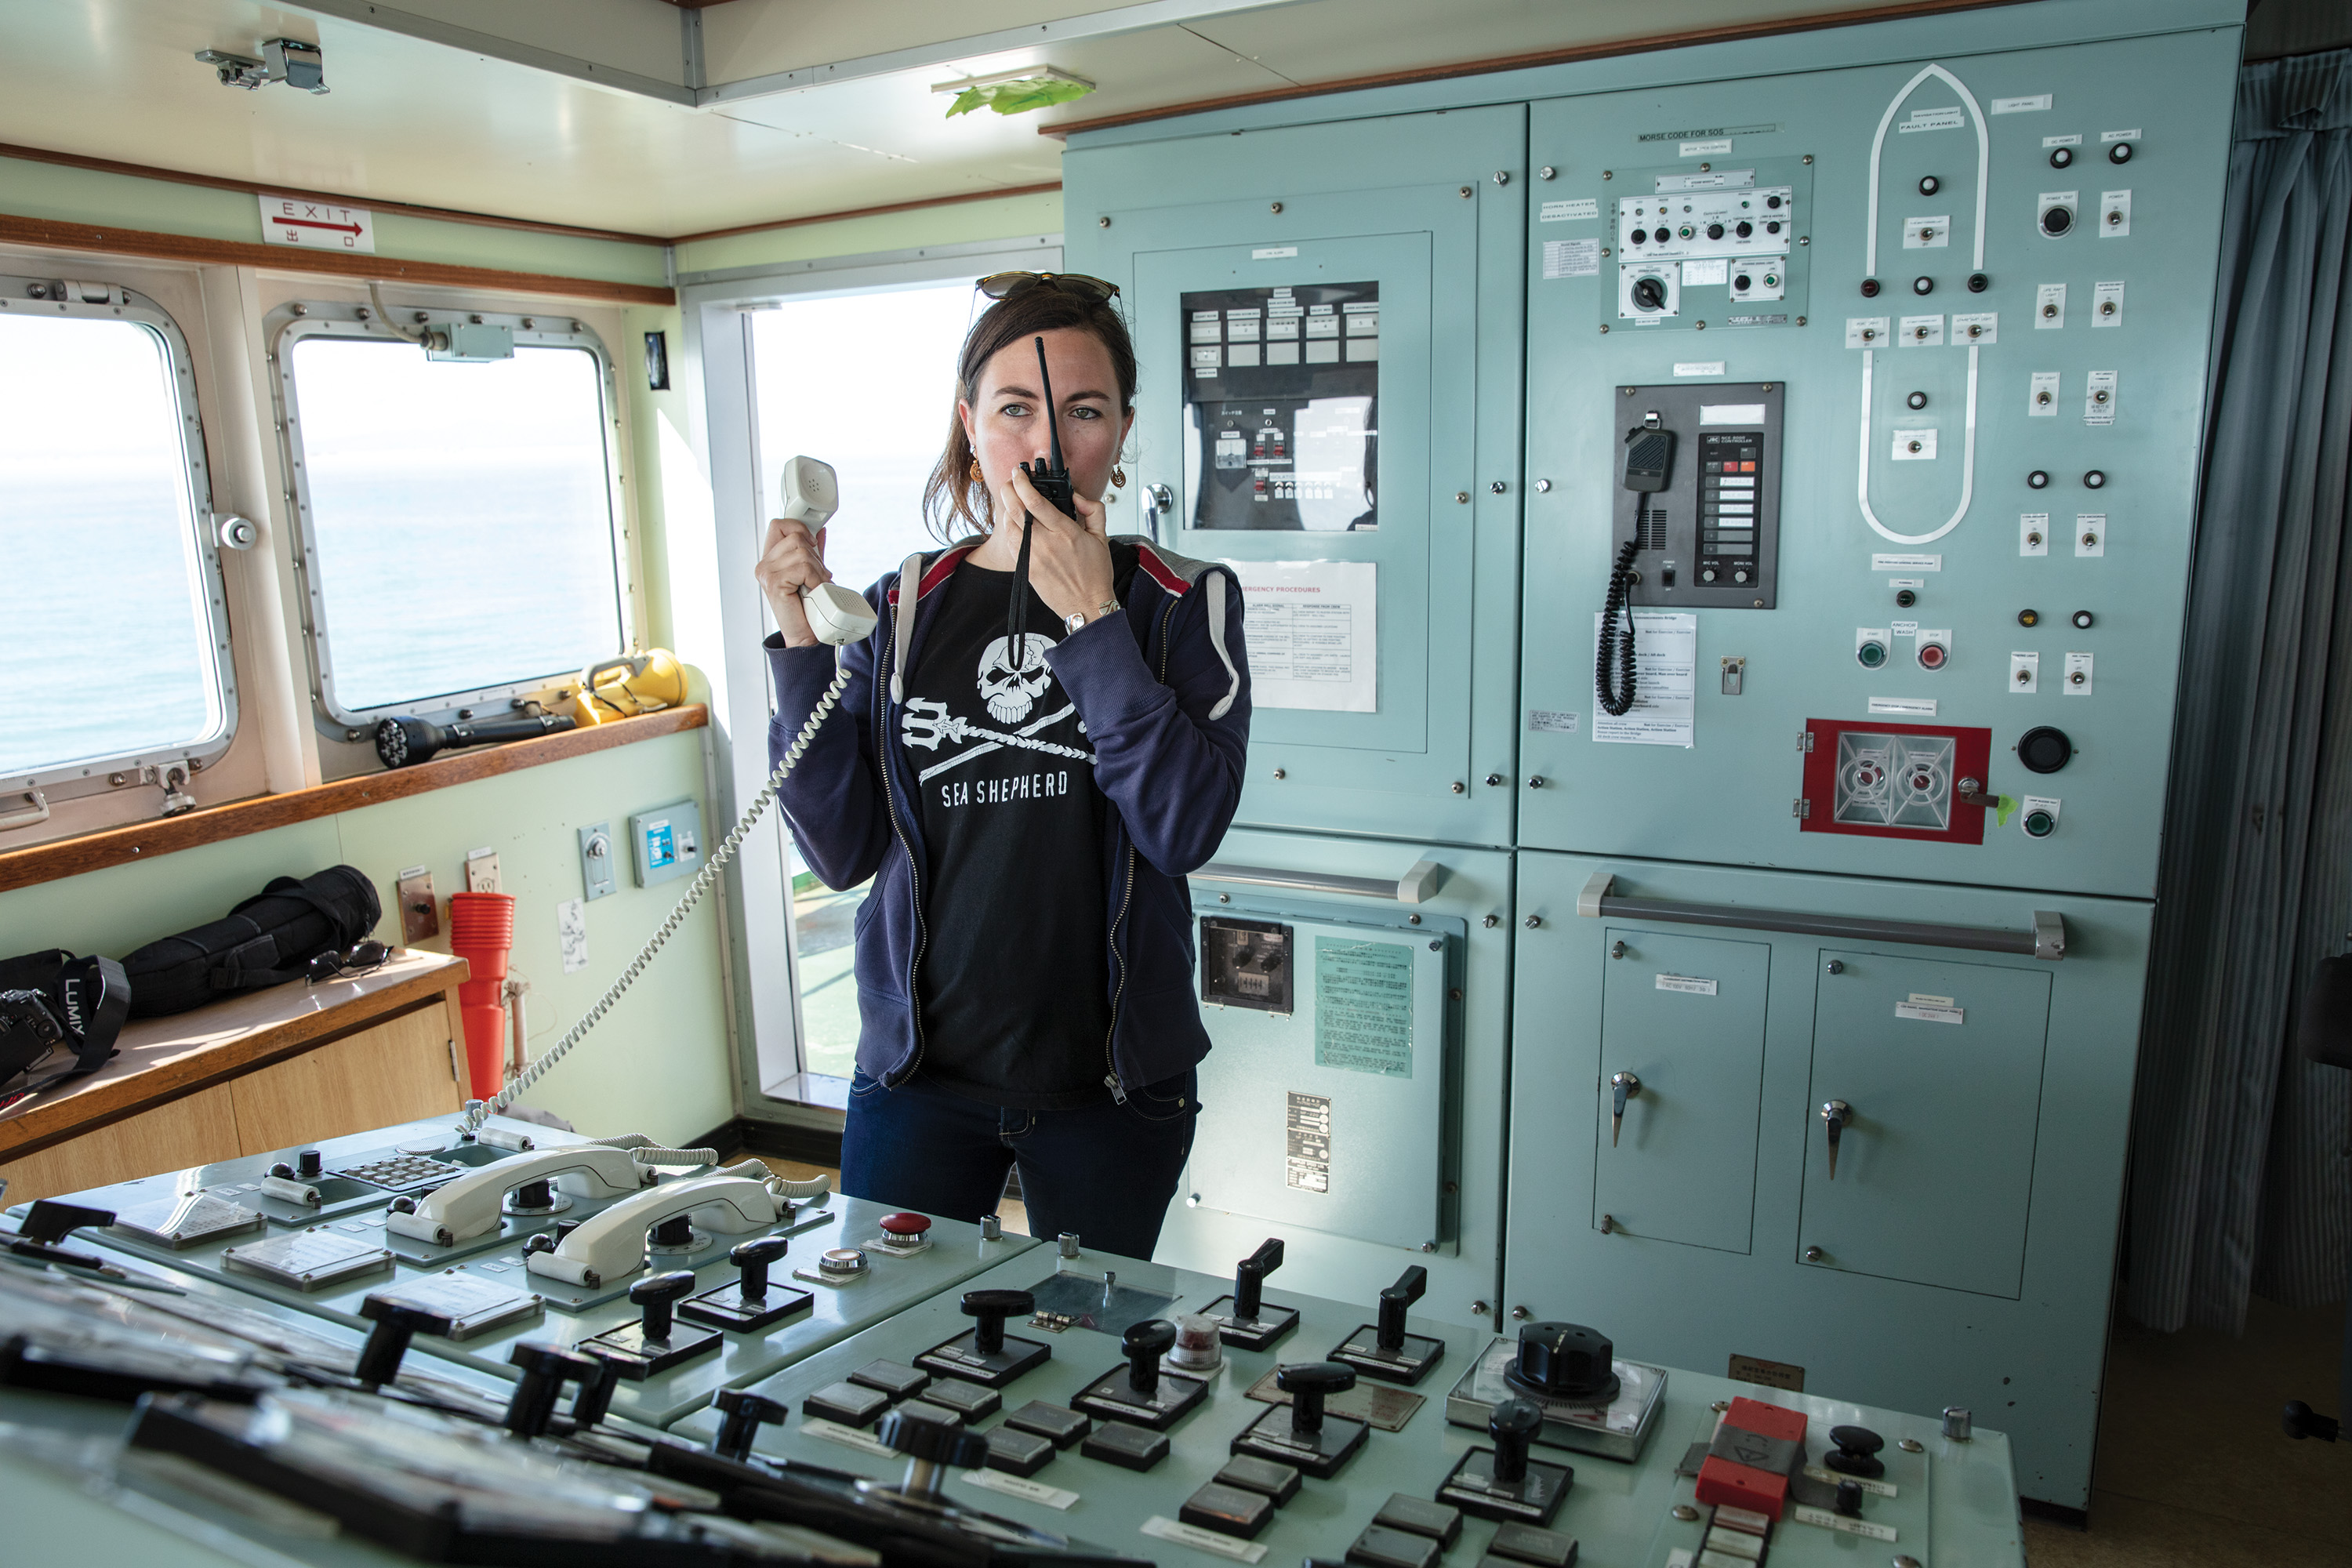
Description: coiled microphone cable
xmin=1596 ymin=537 xmax=1642 ymax=717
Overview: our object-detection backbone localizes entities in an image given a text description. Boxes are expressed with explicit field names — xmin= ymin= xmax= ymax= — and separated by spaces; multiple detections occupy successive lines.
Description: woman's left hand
xmin=1001 ymin=466 xmax=1118 ymax=626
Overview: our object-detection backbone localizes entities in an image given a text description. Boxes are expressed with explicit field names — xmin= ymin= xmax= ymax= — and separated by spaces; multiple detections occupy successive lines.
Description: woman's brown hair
xmin=922 ymin=283 xmax=1138 ymax=543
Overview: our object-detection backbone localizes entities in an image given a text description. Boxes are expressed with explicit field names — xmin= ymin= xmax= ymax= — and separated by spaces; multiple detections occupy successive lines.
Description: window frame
xmin=0 ymin=271 xmax=239 ymax=807
xmin=267 ymin=301 xmax=636 ymax=733
xmin=679 ymin=235 xmax=1063 ymax=1112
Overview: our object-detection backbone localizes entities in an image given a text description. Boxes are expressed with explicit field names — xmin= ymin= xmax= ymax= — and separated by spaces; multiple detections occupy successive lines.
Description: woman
xmin=754 ymin=273 xmax=1250 ymax=1259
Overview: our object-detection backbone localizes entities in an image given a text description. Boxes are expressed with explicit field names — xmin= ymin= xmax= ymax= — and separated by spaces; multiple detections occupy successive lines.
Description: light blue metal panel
xmin=1802 ymin=949 xmax=2053 ymax=1298
xmin=1156 ymin=826 xmax=1512 ymax=1327
xmin=1595 ymin=928 xmax=1771 ymax=1254
xmin=1515 ymin=30 xmax=2238 ymax=898
xmin=1507 ymin=850 xmax=2150 ymax=1510
xmin=1065 ymin=106 xmax=1525 ymax=848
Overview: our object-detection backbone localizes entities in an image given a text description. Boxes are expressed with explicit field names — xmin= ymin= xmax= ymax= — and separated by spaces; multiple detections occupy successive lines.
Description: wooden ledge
xmin=0 ymin=706 xmax=707 ymax=895
xmin=0 ymin=949 xmax=469 ymax=1162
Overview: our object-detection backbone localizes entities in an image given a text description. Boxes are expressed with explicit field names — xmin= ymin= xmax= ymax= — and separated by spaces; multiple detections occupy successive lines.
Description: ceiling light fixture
xmin=932 ymin=65 xmax=1095 ymax=118
xmin=196 ymin=38 xmax=330 ymax=95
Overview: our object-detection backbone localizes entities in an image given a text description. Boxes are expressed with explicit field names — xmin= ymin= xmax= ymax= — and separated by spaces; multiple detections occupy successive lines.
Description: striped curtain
xmin=2126 ymin=49 xmax=2352 ymax=1334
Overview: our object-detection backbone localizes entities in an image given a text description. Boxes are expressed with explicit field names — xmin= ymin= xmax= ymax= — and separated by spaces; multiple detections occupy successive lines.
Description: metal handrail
xmin=1195 ymin=859 xmax=1450 ymax=906
xmin=1577 ymin=872 xmax=2065 ymax=960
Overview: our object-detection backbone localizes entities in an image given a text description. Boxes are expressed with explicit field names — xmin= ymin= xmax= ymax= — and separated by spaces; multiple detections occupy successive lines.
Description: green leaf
xmin=943 ymin=78 xmax=1096 ymax=119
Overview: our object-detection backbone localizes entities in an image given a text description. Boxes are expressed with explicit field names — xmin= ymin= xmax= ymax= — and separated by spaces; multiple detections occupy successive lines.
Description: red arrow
xmin=274 ymin=217 xmax=363 ymax=235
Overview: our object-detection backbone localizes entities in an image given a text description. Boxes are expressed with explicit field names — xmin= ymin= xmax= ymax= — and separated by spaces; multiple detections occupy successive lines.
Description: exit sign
xmin=258 ymin=194 xmax=375 ymax=252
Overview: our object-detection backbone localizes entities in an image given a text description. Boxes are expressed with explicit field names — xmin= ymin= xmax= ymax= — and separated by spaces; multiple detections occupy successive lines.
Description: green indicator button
xmin=2024 ymin=809 xmax=2056 ymax=838
xmin=1857 ymin=641 xmax=1889 ymax=669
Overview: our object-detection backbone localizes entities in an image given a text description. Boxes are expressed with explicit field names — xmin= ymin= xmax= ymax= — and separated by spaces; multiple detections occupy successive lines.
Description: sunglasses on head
xmin=975 ymin=270 xmax=1120 ymax=304
xmin=307 ymin=940 xmax=392 ymax=985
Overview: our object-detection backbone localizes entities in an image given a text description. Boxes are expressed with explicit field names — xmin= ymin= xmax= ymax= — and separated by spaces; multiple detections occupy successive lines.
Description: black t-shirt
xmin=902 ymin=553 xmax=1133 ymax=1109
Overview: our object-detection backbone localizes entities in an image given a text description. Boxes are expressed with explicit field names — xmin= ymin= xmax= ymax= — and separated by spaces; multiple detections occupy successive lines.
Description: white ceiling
xmin=0 ymin=0 xmax=1951 ymax=240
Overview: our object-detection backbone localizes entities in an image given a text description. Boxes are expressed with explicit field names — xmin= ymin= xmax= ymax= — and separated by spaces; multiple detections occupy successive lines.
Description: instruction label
xmin=1144 ymin=1517 xmax=1269 ymax=1563
xmin=1896 ymin=993 xmax=1965 ymax=1025
xmin=1284 ymin=1091 xmax=1331 ymax=1193
xmin=1527 ymin=709 xmax=1581 ymax=734
xmin=1899 ymin=106 xmax=1966 ymax=133
xmin=960 ymin=1470 xmax=1078 ymax=1510
xmin=1593 ymin=610 xmax=1697 ymax=747
xmin=1871 ymin=554 xmax=1941 ymax=572
xmin=1540 ymin=198 xmax=1599 ymax=221
xmin=1656 ymin=974 xmax=1719 ymax=996
xmin=1542 ymin=238 xmax=1601 ymax=278
xmin=1868 ymin=697 xmax=1937 ymax=717
xmin=1315 ymin=940 xmax=1414 ymax=1078
xmin=1228 ymin=559 xmax=1378 ymax=712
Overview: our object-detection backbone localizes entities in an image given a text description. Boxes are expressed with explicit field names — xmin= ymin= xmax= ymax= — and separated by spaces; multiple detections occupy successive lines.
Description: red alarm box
xmin=1695 ymin=1396 xmax=1809 ymax=1520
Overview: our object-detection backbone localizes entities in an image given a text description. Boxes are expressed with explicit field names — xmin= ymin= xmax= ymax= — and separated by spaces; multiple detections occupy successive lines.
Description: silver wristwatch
xmin=1065 ymin=598 xmax=1120 ymax=633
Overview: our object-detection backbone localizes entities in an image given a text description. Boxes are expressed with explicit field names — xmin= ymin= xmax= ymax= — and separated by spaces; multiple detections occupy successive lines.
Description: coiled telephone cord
xmin=1596 ymin=537 xmax=1642 ymax=717
xmin=464 ymin=659 xmax=855 ymax=1135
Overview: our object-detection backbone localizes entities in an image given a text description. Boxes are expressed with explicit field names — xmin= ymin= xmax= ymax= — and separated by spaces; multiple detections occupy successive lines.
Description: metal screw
xmin=1188 ymin=1193 xmax=1200 ymax=1207
xmin=1825 ymin=959 xmax=1844 ymax=974
xmin=1526 ymin=775 xmax=1544 ymax=789
xmin=1805 ymin=1246 xmax=1825 ymax=1261
xmin=1218 ymin=892 xmax=1231 ymax=903
xmin=1272 ymin=768 xmax=1286 ymax=779
xmin=1472 ymin=1299 xmax=1492 ymax=1315
xmin=1712 ymin=1400 xmax=1731 ymax=1413
xmin=1803 ymin=154 xmax=1814 ymax=164
xmin=290 ymin=302 xmax=308 ymax=316
xmin=1098 ymin=216 xmax=1111 ymax=227
xmin=1486 ymin=773 xmax=1504 ymax=786
xmin=1408 ymin=913 xmax=1422 ymax=926
xmin=1898 ymin=1438 xmax=1925 ymax=1454
xmin=521 ymin=318 xmax=535 ymax=330
xmin=1459 ymin=186 xmax=1473 ymax=198
xmin=1483 ymin=914 xmax=1498 ymax=927
xmin=1673 ymin=1504 xmax=1701 ymax=1522
xmin=1534 ymin=477 xmax=1552 ymax=492
xmin=1602 ymin=169 xmax=1612 ymax=180
xmin=1427 ymin=938 xmax=1439 ymax=950
xmin=1610 ymin=941 xmax=1626 ymax=959
xmin=1451 ymin=781 xmax=1465 ymax=793
xmin=1269 ymin=201 xmax=1283 ymax=214
xmin=1494 ymin=170 xmax=1510 ymax=184
xmin=1599 ymin=1214 xmax=1616 ymax=1234
xmin=1509 ymin=1305 xmax=1531 ymax=1320
xmin=1538 ymin=166 xmax=1555 ymax=180
xmin=1455 ymin=491 xmax=1470 ymax=503
xmin=1421 ymin=1240 xmax=1437 ymax=1251
xmin=1524 ymin=914 xmax=1541 ymax=929
xmin=1490 ymin=480 xmax=1506 ymax=494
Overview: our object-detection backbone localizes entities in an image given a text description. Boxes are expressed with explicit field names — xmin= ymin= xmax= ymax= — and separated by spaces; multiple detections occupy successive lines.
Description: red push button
xmin=1918 ymin=642 xmax=1947 ymax=670
xmin=879 ymin=1212 xmax=932 ymax=1238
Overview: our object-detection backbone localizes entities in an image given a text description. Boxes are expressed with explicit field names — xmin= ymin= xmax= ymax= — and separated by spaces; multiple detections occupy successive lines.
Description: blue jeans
xmin=841 ymin=1069 xmax=1198 ymax=1261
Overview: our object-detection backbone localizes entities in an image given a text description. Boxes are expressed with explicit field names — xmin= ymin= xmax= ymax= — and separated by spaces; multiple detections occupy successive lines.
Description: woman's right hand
xmin=755 ymin=517 xmax=831 ymax=648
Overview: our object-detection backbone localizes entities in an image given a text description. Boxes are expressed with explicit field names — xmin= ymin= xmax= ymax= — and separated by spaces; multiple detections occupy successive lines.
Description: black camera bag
xmin=0 ymin=949 xmax=131 ymax=1092
xmin=121 ymin=866 xmax=381 ymax=1018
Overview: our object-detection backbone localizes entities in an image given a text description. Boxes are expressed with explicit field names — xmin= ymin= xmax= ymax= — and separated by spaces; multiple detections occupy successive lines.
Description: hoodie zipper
xmin=1101 ymin=594 xmax=1181 ymax=1106
xmin=878 ymin=586 xmax=931 ymax=1085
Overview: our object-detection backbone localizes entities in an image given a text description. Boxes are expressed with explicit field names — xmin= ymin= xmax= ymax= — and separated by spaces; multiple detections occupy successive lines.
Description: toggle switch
xmin=680 ymin=1235 xmax=813 ymax=1334
xmin=1610 ymin=1072 xmax=1641 ymax=1147
xmin=1230 ymin=1361 xmax=1369 ymax=1478
xmin=1204 ymin=1237 xmax=1299 ymax=1350
xmin=1820 ymin=1100 xmax=1853 ymax=1180
xmin=914 ymin=1288 xmax=1051 ymax=1387
xmin=1436 ymin=1397 xmax=1572 ymax=1526
xmin=1330 ymin=1265 xmax=1446 ymax=1385
xmin=1073 ymin=1319 xmax=1207 ymax=1429
xmin=354 ymin=1296 xmax=456 ymax=1388
xmin=710 ymin=1387 xmax=790 ymax=1463
xmin=504 ymin=1342 xmax=603 ymax=1439
xmin=578 ymin=1269 xmax=722 ymax=1379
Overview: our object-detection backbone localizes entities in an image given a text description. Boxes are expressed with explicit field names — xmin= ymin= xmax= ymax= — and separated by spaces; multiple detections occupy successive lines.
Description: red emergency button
xmin=1918 ymin=641 xmax=1948 ymax=670
xmin=879 ymin=1212 xmax=932 ymax=1239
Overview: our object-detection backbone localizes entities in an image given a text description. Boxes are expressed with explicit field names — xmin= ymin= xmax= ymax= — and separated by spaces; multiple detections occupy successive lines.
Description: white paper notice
xmin=1593 ymin=611 xmax=1696 ymax=747
xmin=557 ymin=898 xmax=588 ymax=974
xmin=1543 ymin=238 xmax=1600 ymax=278
xmin=1656 ymin=974 xmax=1719 ymax=996
xmin=1228 ymin=559 xmax=1378 ymax=713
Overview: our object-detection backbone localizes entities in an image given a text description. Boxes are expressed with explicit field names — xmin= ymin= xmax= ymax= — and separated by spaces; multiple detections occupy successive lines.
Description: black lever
xmin=963 ymin=1288 xmax=1034 ymax=1356
xmin=2282 ymin=1399 xmax=2339 ymax=1442
xmin=354 ymin=1296 xmax=455 ymax=1388
xmin=1376 ymin=1265 xmax=1428 ymax=1352
xmin=1490 ymin=1397 xmax=1543 ymax=1483
xmin=1610 ymin=1072 xmax=1641 ymax=1148
xmin=1124 ymin=1319 xmax=1178 ymax=1398
xmin=1277 ymin=1361 xmax=1356 ymax=1434
xmin=505 ymin=1342 xmax=601 ymax=1439
xmin=711 ymin=1387 xmax=791 ymax=1461
xmin=631 ymin=1270 xmax=698 ymax=1345
xmin=1821 ymin=1100 xmax=1854 ymax=1180
xmin=16 ymin=1200 xmax=112 ymax=1246
xmin=569 ymin=1352 xmax=622 ymax=1428
xmin=1234 ymin=1238 xmax=1285 ymax=1319
xmin=731 ymin=1236 xmax=789 ymax=1301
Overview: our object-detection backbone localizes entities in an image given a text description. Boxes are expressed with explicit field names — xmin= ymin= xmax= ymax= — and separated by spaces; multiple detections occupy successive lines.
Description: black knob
xmin=1766 ymin=194 xmax=1782 ymax=209
xmin=1124 ymin=1319 xmax=1178 ymax=1396
xmin=554 ymin=1220 xmax=581 ymax=1243
xmin=1706 ymin=222 xmax=1724 ymax=240
xmin=514 ymin=1178 xmax=554 ymax=1209
xmin=1376 ymin=1265 xmax=1428 ymax=1351
xmin=1826 ymin=1423 xmax=1886 ymax=1479
xmin=354 ymin=1297 xmax=454 ymax=1386
xmin=1918 ymin=174 xmax=1940 ymax=196
xmin=1490 ymin=1397 xmax=1544 ymax=1484
xmin=1835 ymin=1478 xmax=1865 ymax=1516
xmin=1512 ymin=1320 xmax=1616 ymax=1398
xmin=388 ymin=1195 xmax=418 ymax=1214
xmin=878 ymin=1406 xmax=990 ymax=1468
xmin=1895 ymin=589 xmax=1918 ymax=608
xmin=712 ymin=1387 xmax=791 ymax=1461
xmin=2042 ymin=204 xmax=2073 ymax=236
xmin=1968 ymin=271 xmax=1990 ymax=292
xmin=1735 ymin=220 xmax=1752 ymax=238
xmin=1860 ymin=277 xmax=1882 ymax=298
xmin=1235 ymin=1238 xmax=1284 ymax=1319
xmin=2281 ymin=1399 xmax=2340 ymax=1441
xmin=569 ymin=1353 xmax=622 ymax=1427
xmin=2083 ymin=469 xmax=2106 ymax=489
xmin=1630 ymin=228 xmax=1648 ymax=245
xmin=732 ymin=1236 xmax=789 ymax=1301
xmin=521 ymin=1231 xmax=557 ymax=1256
xmin=961 ymin=1288 xmax=1034 ymax=1356
xmin=505 ymin=1342 xmax=600 ymax=1439
xmin=2109 ymin=140 xmax=2134 ymax=165
xmin=651 ymin=1214 xmax=695 ymax=1248
xmin=296 ymin=1149 xmax=324 ymax=1180
xmin=1631 ymin=276 xmax=1668 ymax=311
xmin=2018 ymin=726 xmax=2074 ymax=775
xmin=2027 ymin=470 xmax=2050 ymax=489
xmin=1912 ymin=275 xmax=1934 ymax=296
xmin=1275 ymin=1362 xmax=1356 ymax=1433
xmin=1907 ymin=390 xmax=1928 ymax=410
xmin=269 ymin=1162 xmax=295 ymax=1180
xmin=630 ymin=1269 xmax=698 ymax=1343
xmin=2050 ymin=145 xmax=2075 ymax=169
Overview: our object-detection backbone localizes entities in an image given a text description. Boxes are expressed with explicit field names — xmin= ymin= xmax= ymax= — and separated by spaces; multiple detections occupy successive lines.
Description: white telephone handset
xmin=777 ymin=455 xmax=878 ymax=646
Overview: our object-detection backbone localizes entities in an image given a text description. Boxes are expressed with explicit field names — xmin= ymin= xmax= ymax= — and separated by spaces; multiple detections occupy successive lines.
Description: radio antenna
xmin=1007 ymin=335 xmax=1073 ymax=665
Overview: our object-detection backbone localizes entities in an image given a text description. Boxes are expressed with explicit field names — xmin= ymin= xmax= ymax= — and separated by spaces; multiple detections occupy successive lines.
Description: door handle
xmin=1610 ymin=1071 xmax=1642 ymax=1147
xmin=1820 ymin=1099 xmax=1853 ymax=1180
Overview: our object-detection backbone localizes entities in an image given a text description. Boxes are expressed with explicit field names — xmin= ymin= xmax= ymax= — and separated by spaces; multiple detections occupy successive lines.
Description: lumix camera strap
xmin=0 ymin=949 xmax=129 ymax=1097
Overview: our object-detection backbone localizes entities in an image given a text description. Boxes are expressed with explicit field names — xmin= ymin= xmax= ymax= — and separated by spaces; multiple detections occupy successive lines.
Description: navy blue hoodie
xmin=765 ymin=535 xmax=1250 ymax=1104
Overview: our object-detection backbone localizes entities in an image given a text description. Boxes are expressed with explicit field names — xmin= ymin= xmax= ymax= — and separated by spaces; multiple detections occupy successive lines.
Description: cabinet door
xmin=232 ymin=1003 xmax=462 ymax=1155
xmin=1592 ymin=930 xmax=1769 ymax=1253
xmin=0 ymin=1084 xmax=241 ymax=1205
xmin=1799 ymin=951 xmax=2051 ymax=1297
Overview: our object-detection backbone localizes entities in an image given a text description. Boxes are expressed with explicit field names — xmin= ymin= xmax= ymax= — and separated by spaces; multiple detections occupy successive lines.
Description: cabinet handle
xmin=1610 ymin=1072 xmax=1642 ymax=1147
xmin=1820 ymin=1099 xmax=1853 ymax=1180
xmin=1577 ymin=871 xmax=2066 ymax=960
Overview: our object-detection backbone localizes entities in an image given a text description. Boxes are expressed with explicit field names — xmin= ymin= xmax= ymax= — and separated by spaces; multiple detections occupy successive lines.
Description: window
xmin=748 ymin=278 xmax=981 ymax=1081
xmin=278 ymin=312 xmax=627 ymax=723
xmin=0 ymin=289 xmax=231 ymax=787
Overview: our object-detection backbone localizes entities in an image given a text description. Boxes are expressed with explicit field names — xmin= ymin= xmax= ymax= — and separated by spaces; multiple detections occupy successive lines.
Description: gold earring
xmin=968 ymin=459 xmax=983 ymax=486
xmin=1112 ymin=466 xmax=1127 ymax=489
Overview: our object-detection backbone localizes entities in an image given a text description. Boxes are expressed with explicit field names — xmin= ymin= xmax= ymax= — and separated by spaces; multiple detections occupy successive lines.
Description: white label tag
xmin=1142 ymin=1516 xmax=1269 ymax=1562
xmin=1793 ymin=1504 xmax=1899 ymax=1541
xmin=1683 ymin=257 xmax=1730 ymax=286
xmin=1898 ymin=313 xmax=1945 ymax=347
xmin=2035 ymin=282 xmax=2067 ymax=329
xmin=1902 ymin=215 xmax=1951 ymax=249
xmin=2076 ymin=513 xmax=2107 ymax=557
xmin=1911 ymin=992 xmax=1954 ymax=1005
xmin=1867 ymin=697 xmax=1937 ymax=717
xmin=2029 ymin=369 xmax=2061 ymax=417
xmin=1991 ymin=94 xmax=2053 ymax=114
xmin=1900 ymin=107 xmax=1965 ymax=133
xmin=1681 ymin=139 xmax=1734 ymax=157
xmin=2011 ymin=652 xmax=2041 ymax=693
xmin=1887 ymin=577 xmax=1925 ymax=588
xmin=1700 ymin=403 xmax=1767 ymax=426
xmin=1541 ymin=198 xmax=1600 ymax=222
xmin=1656 ymin=974 xmax=1719 ymax=996
xmin=1674 ymin=361 xmax=1726 ymax=377
xmin=1846 ymin=316 xmax=1891 ymax=349
xmin=1251 ymin=246 xmax=1298 ymax=260
xmin=1871 ymin=554 xmax=1940 ymax=571
xmin=1527 ymin=709 xmax=1581 ymax=734
xmin=1896 ymin=1000 xmax=1965 ymax=1025
xmin=2063 ymin=651 xmax=2094 ymax=695
xmin=1892 ymin=428 xmax=1938 ymax=460
xmin=2085 ymin=368 xmax=2118 ymax=424
xmin=2099 ymin=189 xmax=2132 ymax=238
xmin=1890 ymin=620 xmax=1920 ymax=636
xmin=2091 ymin=280 xmax=2125 ymax=327
xmin=960 ymin=1469 xmax=1079 ymax=1510
xmin=2044 ymin=133 xmax=2083 ymax=147
xmin=1543 ymin=238 xmax=1601 ymax=279
xmin=1803 ymin=1465 xmax=1900 ymax=1497
xmin=2020 ymin=514 xmax=2049 ymax=557
xmin=1951 ymin=311 xmax=1997 ymax=344
xmin=2100 ymin=128 xmax=2143 ymax=143
xmin=802 ymin=1419 xmax=895 ymax=1458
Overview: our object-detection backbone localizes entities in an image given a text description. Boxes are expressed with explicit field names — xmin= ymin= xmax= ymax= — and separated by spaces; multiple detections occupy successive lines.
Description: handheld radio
xmin=459 ymin=454 xmax=873 ymax=1131
xmin=1007 ymin=335 xmax=1074 ymax=662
